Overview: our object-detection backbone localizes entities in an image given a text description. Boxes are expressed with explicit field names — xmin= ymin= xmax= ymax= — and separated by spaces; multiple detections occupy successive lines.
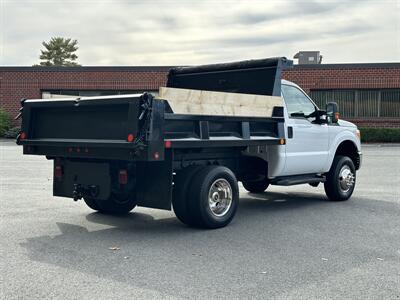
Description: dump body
xmin=18 ymin=57 xmax=290 ymax=161
xmin=17 ymin=57 xmax=290 ymax=211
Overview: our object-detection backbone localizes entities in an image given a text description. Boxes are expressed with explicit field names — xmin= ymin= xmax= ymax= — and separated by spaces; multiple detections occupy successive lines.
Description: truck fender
xmin=324 ymin=131 xmax=361 ymax=172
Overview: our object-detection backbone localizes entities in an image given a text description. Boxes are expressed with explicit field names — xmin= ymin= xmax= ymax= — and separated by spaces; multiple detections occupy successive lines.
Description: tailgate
xmin=18 ymin=94 xmax=147 ymax=160
xmin=32 ymin=103 xmax=131 ymax=140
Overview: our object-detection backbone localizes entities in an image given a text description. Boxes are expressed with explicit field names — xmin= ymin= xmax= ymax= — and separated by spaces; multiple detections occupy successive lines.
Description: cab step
xmin=271 ymin=174 xmax=326 ymax=186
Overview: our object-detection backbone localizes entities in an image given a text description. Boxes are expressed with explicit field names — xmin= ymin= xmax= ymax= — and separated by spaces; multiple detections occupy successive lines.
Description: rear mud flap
xmin=136 ymin=150 xmax=173 ymax=210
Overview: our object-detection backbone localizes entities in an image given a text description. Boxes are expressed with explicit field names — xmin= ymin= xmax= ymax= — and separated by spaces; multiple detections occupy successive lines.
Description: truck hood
xmin=338 ymin=119 xmax=357 ymax=128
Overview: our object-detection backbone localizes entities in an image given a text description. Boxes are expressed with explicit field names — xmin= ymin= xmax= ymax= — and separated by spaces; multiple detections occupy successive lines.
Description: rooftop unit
xmin=294 ymin=51 xmax=323 ymax=65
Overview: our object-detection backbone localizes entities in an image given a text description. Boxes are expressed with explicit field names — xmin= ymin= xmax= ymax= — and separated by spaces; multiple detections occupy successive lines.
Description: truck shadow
xmin=83 ymin=191 xmax=327 ymax=230
xmin=19 ymin=191 xmax=340 ymax=298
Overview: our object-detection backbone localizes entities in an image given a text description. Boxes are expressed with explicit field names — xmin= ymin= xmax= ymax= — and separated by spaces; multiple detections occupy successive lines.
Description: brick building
xmin=283 ymin=63 xmax=400 ymax=128
xmin=1 ymin=63 xmax=399 ymax=128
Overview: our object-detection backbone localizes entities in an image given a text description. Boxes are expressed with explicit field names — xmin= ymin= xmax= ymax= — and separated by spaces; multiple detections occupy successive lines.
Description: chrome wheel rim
xmin=208 ymin=178 xmax=233 ymax=217
xmin=338 ymin=165 xmax=355 ymax=192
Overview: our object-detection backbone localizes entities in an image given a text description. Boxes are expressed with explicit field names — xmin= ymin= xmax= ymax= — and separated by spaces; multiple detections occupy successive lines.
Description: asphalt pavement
xmin=1 ymin=140 xmax=399 ymax=299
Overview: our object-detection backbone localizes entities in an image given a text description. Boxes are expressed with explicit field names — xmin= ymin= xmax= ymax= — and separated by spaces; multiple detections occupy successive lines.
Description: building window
xmin=42 ymin=90 xmax=158 ymax=99
xmin=310 ymin=89 xmax=400 ymax=118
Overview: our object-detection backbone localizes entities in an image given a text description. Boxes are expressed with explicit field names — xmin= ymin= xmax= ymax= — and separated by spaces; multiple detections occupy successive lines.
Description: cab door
xmin=281 ymin=84 xmax=329 ymax=176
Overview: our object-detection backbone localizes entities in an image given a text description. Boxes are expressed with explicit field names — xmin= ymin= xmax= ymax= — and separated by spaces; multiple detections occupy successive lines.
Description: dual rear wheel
xmin=172 ymin=165 xmax=239 ymax=229
xmin=84 ymin=164 xmax=240 ymax=229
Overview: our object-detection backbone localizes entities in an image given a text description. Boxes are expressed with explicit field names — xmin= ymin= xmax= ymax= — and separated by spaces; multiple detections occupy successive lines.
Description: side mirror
xmin=326 ymin=102 xmax=339 ymax=123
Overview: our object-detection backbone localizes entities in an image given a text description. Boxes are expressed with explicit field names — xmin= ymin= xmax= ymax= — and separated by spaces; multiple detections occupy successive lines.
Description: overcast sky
xmin=1 ymin=0 xmax=399 ymax=66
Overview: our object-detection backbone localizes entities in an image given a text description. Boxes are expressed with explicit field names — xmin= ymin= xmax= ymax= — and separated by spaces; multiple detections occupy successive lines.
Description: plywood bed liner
xmin=158 ymin=87 xmax=283 ymax=118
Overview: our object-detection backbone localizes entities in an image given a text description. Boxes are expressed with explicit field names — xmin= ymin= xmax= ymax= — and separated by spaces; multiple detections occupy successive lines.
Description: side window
xmin=282 ymin=84 xmax=316 ymax=118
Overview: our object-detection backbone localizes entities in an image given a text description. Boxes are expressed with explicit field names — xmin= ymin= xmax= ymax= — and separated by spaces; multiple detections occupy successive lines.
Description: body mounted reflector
xmin=165 ymin=140 xmax=172 ymax=148
xmin=127 ymin=134 xmax=135 ymax=142
xmin=54 ymin=165 xmax=63 ymax=178
xmin=119 ymin=170 xmax=128 ymax=185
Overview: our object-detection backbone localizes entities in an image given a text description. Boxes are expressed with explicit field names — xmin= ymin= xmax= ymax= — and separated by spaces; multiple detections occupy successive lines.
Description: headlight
xmin=356 ymin=129 xmax=361 ymax=140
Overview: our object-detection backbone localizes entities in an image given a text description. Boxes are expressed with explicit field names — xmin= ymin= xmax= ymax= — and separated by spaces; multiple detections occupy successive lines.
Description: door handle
xmin=287 ymin=126 xmax=293 ymax=138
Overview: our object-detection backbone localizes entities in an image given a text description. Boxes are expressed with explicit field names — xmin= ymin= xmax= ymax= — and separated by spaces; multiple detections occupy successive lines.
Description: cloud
xmin=1 ymin=0 xmax=398 ymax=65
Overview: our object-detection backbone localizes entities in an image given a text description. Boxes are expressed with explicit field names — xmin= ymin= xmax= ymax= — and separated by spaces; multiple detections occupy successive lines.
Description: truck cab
xmin=267 ymin=79 xmax=361 ymax=179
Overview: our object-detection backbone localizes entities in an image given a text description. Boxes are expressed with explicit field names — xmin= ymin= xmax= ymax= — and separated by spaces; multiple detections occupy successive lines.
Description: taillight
xmin=54 ymin=165 xmax=63 ymax=179
xmin=119 ymin=170 xmax=128 ymax=185
xmin=20 ymin=132 xmax=27 ymax=140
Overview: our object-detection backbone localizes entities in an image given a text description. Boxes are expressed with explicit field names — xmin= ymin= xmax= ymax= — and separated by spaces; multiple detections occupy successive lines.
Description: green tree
xmin=36 ymin=37 xmax=81 ymax=66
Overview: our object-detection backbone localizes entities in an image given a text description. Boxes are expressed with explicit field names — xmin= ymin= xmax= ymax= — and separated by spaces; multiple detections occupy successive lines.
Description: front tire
xmin=188 ymin=166 xmax=239 ymax=229
xmin=324 ymin=155 xmax=356 ymax=201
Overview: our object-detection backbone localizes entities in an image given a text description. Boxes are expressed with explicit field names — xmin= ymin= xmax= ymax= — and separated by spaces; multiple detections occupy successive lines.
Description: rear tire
xmin=242 ymin=178 xmax=269 ymax=193
xmin=83 ymin=197 xmax=102 ymax=211
xmin=188 ymin=166 xmax=239 ymax=229
xmin=84 ymin=193 xmax=137 ymax=215
xmin=324 ymin=155 xmax=356 ymax=201
xmin=172 ymin=165 xmax=203 ymax=226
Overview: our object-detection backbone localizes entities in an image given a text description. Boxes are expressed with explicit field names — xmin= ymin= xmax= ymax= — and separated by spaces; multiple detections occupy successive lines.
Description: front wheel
xmin=324 ymin=155 xmax=356 ymax=201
